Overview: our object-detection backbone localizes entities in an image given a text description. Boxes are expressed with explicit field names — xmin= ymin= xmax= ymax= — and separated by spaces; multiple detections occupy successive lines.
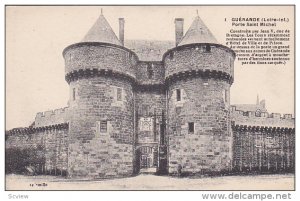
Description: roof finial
xmin=101 ymin=8 xmax=103 ymax=15
xmin=196 ymin=9 xmax=199 ymax=16
xmin=256 ymin=94 xmax=259 ymax=105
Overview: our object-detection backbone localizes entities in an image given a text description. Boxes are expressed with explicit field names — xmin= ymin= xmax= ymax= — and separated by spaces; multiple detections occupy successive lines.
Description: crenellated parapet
xmin=63 ymin=42 xmax=139 ymax=84
xmin=231 ymin=106 xmax=294 ymax=128
xmin=231 ymin=123 xmax=295 ymax=134
xmin=5 ymin=122 xmax=69 ymax=136
xmin=165 ymin=69 xmax=233 ymax=86
xmin=163 ymin=44 xmax=235 ymax=84
xmin=135 ymin=61 xmax=165 ymax=85
xmin=35 ymin=107 xmax=69 ymax=127
xmin=65 ymin=68 xmax=136 ymax=85
xmin=36 ymin=107 xmax=68 ymax=118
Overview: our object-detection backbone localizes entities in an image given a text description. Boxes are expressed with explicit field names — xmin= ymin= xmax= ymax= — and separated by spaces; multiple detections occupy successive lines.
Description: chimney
xmin=175 ymin=18 xmax=184 ymax=46
xmin=119 ymin=18 xmax=125 ymax=46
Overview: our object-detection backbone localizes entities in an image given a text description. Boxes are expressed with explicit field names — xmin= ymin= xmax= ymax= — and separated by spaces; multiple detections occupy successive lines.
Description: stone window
xmin=188 ymin=122 xmax=194 ymax=134
xmin=203 ymin=79 xmax=209 ymax=86
xmin=117 ymin=87 xmax=122 ymax=101
xmin=147 ymin=63 xmax=153 ymax=79
xmin=176 ymin=89 xmax=181 ymax=101
xmin=72 ymin=88 xmax=76 ymax=101
xmin=131 ymin=54 xmax=136 ymax=66
xmin=205 ymin=45 xmax=211 ymax=52
xmin=100 ymin=121 xmax=107 ymax=133
xmin=176 ymin=123 xmax=181 ymax=135
xmin=142 ymin=105 xmax=150 ymax=116
xmin=223 ymin=89 xmax=229 ymax=103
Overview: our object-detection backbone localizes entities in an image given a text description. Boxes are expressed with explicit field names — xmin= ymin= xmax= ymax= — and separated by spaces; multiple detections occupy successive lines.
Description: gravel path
xmin=5 ymin=174 xmax=294 ymax=190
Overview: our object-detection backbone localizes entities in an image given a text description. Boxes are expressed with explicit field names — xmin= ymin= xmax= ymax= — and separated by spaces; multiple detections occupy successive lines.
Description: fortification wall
xmin=164 ymin=45 xmax=234 ymax=78
xmin=35 ymin=107 xmax=69 ymax=127
xmin=135 ymin=62 xmax=165 ymax=85
xmin=231 ymin=106 xmax=294 ymax=128
xmin=232 ymin=124 xmax=295 ymax=173
xmin=231 ymin=107 xmax=295 ymax=173
xmin=63 ymin=43 xmax=138 ymax=79
xmin=6 ymin=129 xmax=44 ymax=151
xmin=5 ymin=123 xmax=69 ymax=175
xmin=67 ymin=76 xmax=134 ymax=178
xmin=167 ymin=77 xmax=232 ymax=174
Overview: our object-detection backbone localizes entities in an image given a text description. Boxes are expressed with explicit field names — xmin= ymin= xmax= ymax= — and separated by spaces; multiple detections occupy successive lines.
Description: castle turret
xmin=63 ymin=13 xmax=138 ymax=178
xmin=163 ymin=16 xmax=235 ymax=175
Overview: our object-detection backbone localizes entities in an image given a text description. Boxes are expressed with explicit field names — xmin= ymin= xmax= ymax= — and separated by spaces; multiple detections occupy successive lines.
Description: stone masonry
xmin=5 ymin=13 xmax=294 ymax=178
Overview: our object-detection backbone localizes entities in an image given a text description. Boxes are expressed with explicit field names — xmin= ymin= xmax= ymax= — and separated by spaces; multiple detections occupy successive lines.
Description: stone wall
xmin=68 ymin=131 xmax=133 ymax=178
xmin=44 ymin=128 xmax=69 ymax=174
xmin=5 ymin=124 xmax=69 ymax=175
xmin=63 ymin=43 xmax=138 ymax=79
xmin=164 ymin=45 xmax=235 ymax=78
xmin=135 ymin=62 xmax=165 ymax=85
xmin=232 ymin=124 xmax=295 ymax=172
xmin=167 ymin=77 xmax=232 ymax=174
xmin=125 ymin=40 xmax=173 ymax=61
xmin=67 ymin=76 xmax=134 ymax=178
xmin=35 ymin=107 xmax=69 ymax=127
xmin=231 ymin=107 xmax=295 ymax=128
xmin=231 ymin=107 xmax=294 ymax=173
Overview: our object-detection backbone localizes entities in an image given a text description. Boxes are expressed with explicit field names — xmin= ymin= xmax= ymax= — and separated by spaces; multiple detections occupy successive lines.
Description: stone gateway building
xmin=5 ymin=14 xmax=295 ymax=179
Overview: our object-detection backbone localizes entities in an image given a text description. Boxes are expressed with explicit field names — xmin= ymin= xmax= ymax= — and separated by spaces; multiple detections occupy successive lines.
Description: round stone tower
xmin=63 ymin=14 xmax=138 ymax=178
xmin=163 ymin=16 xmax=235 ymax=175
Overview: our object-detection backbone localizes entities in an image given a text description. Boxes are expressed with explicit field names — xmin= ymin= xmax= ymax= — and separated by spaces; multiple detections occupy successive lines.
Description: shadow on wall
xmin=5 ymin=147 xmax=45 ymax=175
xmin=5 ymin=147 xmax=67 ymax=177
xmin=5 ymin=146 xmax=67 ymax=176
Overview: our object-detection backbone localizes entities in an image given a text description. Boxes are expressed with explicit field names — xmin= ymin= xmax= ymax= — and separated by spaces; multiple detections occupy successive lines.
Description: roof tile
xmin=82 ymin=14 xmax=122 ymax=46
xmin=178 ymin=16 xmax=218 ymax=46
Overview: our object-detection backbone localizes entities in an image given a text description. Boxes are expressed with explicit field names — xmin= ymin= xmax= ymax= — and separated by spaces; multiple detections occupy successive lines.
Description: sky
xmin=5 ymin=6 xmax=294 ymax=129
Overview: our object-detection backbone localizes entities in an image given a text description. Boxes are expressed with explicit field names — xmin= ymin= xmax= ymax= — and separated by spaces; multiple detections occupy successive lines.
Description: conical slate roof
xmin=82 ymin=14 xmax=122 ymax=46
xmin=178 ymin=16 xmax=218 ymax=46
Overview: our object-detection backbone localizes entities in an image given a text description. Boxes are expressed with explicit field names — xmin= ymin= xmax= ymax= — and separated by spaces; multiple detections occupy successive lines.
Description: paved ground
xmin=5 ymin=174 xmax=294 ymax=190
